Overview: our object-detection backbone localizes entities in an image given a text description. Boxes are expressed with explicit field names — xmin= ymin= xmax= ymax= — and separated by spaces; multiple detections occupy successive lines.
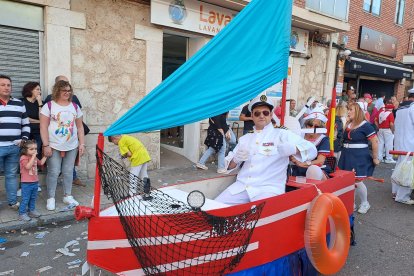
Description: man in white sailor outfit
xmin=392 ymin=89 xmax=414 ymax=204
xmin=215 ymin=95 xmax=317 ymax=205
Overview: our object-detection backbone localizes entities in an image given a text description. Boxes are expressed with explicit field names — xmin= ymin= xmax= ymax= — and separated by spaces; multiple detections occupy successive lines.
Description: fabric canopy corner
xmin=104 ymin=0 xmax=292 ymax=136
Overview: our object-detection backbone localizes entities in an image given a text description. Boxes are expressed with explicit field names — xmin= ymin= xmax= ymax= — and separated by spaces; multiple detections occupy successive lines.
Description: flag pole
xmin=327 ymin=87 xmax=337 ymax=155
xmin=280 ymin=78 xmax=287 ymax=126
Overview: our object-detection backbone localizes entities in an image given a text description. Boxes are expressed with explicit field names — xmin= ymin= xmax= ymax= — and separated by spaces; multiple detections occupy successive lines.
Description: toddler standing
xmin=108 ymin=135 xmax=151 ymax=195
xmin=19 ymin=141 xmax=47 ymax=221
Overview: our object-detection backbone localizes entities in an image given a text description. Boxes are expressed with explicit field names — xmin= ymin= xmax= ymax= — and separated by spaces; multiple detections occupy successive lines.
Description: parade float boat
xmin=76 ymin=137 xmax=355 ymax=275
xmin=75 ymin=0 xmax=355 ymax=274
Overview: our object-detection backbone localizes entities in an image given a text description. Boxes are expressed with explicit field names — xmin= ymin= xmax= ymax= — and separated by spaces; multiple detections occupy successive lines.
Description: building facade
xmin=338 ymin=0 xmax=414 ymax=100
xmin=0 ymin=0 xmax=351 ymax=179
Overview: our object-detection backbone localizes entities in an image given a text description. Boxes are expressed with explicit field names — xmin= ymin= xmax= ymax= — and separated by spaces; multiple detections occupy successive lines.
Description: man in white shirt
xmin=215 ymin=95 xmax=317 ymax=205
xmin=392 ymin=90 xmax=414 ymax=205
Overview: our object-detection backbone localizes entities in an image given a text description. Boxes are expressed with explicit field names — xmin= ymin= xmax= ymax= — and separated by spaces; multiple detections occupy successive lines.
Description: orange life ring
xmin=304 ymin=193 xmax=350 ymax=275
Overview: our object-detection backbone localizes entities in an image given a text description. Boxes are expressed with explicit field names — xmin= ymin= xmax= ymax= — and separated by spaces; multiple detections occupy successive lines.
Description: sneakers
xmin=195 ymin=163 xmax=208 ymax=170
xmin=9 ymin=202 xmax=20 ymax=210
xmin=217 ymin=168 xmax=227 ymax=174
xmin=63 ymin=195 xmax=79 ymax=206
xmin=396 ymin=199 xmax=414 ymax=205
xmin=357 ymin=202 xmax=371 ymax=214
xmin=19 ymin=214 xmax=31 ymax=221
xmin=28 ymin=210 xmax=41 ymax=218
xmin=384 ymin=159 xmax=396 ymax=164
xmin=392 ymin=193 xmax=396 ymax=199
xmin=17 ymin=189 xmax=22 ymax=197
xmin=46 ymin=198 xmax=56 ymax=211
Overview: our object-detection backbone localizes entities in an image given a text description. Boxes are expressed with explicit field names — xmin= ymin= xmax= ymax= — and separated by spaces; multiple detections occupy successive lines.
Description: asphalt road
xmin=0 ymin=163 xmax=413 ymax=275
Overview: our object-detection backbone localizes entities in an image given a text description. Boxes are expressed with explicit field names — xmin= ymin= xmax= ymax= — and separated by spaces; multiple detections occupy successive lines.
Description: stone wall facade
xmin=294 ymin=44 xmax=338 ymax=107
xmin=71 ymin=0 xmax=160 ymax=179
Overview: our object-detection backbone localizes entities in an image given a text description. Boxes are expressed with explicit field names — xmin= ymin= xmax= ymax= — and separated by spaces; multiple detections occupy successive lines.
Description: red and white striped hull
xmin=85 ymin=170 xmax=354 ymax=275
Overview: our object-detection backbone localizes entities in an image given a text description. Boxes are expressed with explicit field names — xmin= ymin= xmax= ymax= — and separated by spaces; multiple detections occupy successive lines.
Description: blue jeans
xmin=198 ymin=137 xmax=227 ymax=169
xmin=47 ymin=148 xmax=78 ymax=198
xmin=0 ymin=145 xmax=20 ymax=205
xmin=19 ymin=182 xmax=38 ymax=215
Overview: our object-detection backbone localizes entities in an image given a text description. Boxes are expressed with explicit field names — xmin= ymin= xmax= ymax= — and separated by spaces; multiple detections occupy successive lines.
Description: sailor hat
xmin=303 ymin=104 xmax=328 ymax=123
xmin=356 ymin=101 xmax=368 ymax=112
xmin=248 ymin=95 xmax=274 ymax=112
xmin=408 ymin=87 xmax=414 ymax=95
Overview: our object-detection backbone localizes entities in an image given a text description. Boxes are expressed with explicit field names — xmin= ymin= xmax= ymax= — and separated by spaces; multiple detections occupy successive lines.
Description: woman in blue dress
xmin=338 ymin=102 xmax=380 ymax=214
xmin=290 ymin=112 xmax=333 ymax=181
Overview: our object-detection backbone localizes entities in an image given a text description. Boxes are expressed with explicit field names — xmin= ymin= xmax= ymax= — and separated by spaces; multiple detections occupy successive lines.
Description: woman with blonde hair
xmin=338 ymin=102 xmax=379 ymax=214
xmin=40 ymin=80 xmax=85 ymax=211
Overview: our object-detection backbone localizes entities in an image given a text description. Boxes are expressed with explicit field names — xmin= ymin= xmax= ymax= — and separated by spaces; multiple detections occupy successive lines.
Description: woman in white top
xmin=40 ymin=80 xmax=85 ymax=211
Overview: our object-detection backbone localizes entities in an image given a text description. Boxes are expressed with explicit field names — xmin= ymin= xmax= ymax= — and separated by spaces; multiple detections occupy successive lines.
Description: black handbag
xmin=83 ymin=122 xmax=90 ymax=136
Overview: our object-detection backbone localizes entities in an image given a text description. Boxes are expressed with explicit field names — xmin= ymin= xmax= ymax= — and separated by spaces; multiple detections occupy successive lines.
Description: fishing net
xmin=96 ymin=147 xmax=264 ymax=275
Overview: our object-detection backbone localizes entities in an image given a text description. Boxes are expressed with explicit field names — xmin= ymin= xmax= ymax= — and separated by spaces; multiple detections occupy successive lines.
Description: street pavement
xmin=0 ymin=149 xmax=413 ymax=275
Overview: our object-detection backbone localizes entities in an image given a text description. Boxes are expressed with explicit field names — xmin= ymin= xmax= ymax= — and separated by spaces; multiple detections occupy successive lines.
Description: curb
xmin=0 ymin=210 xmax=76 ymax=233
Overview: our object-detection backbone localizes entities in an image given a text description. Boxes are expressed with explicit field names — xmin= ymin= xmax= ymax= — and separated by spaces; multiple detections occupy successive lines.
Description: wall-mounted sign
xmin=290 ymin=27 xmax=308 ymax=55
xmin=359 ymin=26 xmax=398 ymax=58
xmin=151 ymin=0 xmax=237 ymax=36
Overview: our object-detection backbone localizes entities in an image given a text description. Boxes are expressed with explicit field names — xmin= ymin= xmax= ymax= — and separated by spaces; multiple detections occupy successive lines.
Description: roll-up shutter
xmin=0 ymin=25 xmax=40 ymax=98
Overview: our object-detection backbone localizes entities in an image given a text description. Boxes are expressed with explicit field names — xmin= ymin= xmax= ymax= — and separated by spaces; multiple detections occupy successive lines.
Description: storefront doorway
xmin=358 ymin=79 xmax=395 ymax=99
xmin=160 ymin=34 xmax=188 ymax=148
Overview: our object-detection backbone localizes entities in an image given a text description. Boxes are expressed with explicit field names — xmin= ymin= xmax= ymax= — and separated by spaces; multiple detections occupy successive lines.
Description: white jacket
xmin=225 ymin=123 xmax=317 ymax=199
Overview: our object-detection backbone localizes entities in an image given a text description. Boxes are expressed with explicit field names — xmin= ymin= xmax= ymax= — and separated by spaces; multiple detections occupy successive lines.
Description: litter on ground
xmin=56 ymin=248 xmax=75 ymax=257
xmin=20 ymin=252 xmax=30 ymax=257
xmin=67 ymin=259 xmax=82 ymax=266
xmin=29 ymin=243 xmax=44 ymax=246
xmin=0 ymin=270 xmax=14 ymax=275
xmin=36 ymin=266 xmax=52 ymax=273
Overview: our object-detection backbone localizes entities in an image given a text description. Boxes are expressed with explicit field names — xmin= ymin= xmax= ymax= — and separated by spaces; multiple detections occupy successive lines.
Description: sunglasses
xmin=60 ymin=89 xmax=72 ymax=93
xmin=253 ymin=110 xmax=271 ymax=117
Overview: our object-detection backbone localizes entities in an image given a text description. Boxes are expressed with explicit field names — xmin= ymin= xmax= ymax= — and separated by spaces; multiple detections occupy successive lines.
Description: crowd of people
xmin=0 ymin=74 xmax=86 ymax=221
xmin=195 ymin=87 xmax=414 ymax=213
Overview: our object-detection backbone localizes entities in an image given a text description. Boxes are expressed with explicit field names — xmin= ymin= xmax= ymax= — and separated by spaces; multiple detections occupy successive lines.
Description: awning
xmin=345 ymin=52 xmax=413 ymax=79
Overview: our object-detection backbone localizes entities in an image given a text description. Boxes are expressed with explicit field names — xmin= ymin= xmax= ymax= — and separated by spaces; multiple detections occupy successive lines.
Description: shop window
xmin=306 ymin=0 xmax=349 ymax=21
xmin=363 ymin=0 xmax=381 ymax=16
xmin=395 ymin=0 xmax=405 ymax=25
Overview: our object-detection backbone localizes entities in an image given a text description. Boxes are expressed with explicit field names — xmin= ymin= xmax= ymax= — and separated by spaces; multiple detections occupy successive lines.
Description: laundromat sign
xmin=151 ymin=0 xmax=237 ymax=36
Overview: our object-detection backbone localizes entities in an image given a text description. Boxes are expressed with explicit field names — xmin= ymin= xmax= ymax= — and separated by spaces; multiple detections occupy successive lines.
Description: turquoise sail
xmin=104 ymin=0 xmax=292 ymax=136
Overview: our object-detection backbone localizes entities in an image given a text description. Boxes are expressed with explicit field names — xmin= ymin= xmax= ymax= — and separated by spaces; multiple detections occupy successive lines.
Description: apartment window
xmin=363 ymin=0 xmax=381 ymax=16
xmin=306 ymin=0 xmax=349 ymax=21
xmin=395 ymin=0 xmax=405 ymax=25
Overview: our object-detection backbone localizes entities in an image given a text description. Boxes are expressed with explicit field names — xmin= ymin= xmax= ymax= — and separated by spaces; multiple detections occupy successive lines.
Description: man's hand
xmin=234 ymin=148 xmax=249 ymax=163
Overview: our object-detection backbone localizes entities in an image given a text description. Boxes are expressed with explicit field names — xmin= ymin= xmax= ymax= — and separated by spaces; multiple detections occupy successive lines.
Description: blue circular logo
xmin=169 ymin=1 xmax=187 ymax=24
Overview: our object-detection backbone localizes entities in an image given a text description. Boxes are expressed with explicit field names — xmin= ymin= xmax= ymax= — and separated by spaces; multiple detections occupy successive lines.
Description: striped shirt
xmin=0 ymin=97 xmax=30 ymax=146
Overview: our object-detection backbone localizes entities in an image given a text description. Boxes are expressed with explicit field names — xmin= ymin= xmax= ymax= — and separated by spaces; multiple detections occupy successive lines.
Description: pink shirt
xmin=20 ymin=155 xmax=42 ymax=183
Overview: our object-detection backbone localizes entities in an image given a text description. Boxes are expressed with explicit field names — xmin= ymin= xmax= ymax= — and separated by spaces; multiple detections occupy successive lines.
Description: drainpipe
xmin=323 ymin=34 xmax=334 ymax=104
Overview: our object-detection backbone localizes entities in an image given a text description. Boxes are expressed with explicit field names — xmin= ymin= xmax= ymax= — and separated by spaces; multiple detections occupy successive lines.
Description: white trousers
xmin=377 ymin=128 xmax=394 ymax=161
xmin=215 ymin=188 xmax=278 ymax=206
xmin=129 ymin=163 xmax=148 ymax=196
xmin=392 ymin=157 xmax=413 ymax=202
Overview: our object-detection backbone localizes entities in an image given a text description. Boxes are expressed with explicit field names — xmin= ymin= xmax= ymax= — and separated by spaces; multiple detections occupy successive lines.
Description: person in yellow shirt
xmin=108 ymin=134 xmax=151 ymax=185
